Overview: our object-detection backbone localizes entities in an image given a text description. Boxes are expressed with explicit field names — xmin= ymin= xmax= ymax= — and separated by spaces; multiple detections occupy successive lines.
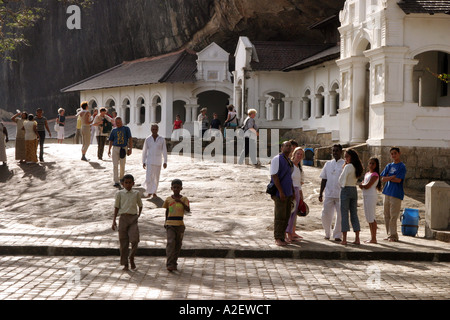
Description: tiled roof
xmin=250 ymin=42 xmax=335 ymax=71
xmin=397 ymin=0 xmax=450 ymax=14
xmin=283 ymin=45 xmax=340 ymax=71
xmin=61 ymin=49 xmax=198 ymax=92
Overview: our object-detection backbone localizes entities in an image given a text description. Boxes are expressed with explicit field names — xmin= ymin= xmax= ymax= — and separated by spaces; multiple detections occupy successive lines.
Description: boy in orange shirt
xmin=162 ymin=179 xmax=190 ymax=272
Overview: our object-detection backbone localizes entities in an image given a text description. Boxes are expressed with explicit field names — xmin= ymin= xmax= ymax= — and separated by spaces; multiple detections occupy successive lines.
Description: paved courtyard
xmin=0 ymin=256 xmax=449 ymax=301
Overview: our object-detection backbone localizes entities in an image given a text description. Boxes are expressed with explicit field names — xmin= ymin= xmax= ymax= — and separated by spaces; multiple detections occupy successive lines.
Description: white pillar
xmin=302 ymin=97 xmax=309 ymax=120
xmin=150 ymin=103 xmax=157 ymax=123
xmin=282 ymin=98 xmax=292 ymax=120
xmin=329 ymin=91 xmax=337 ymax=116
xmin=185 ymin=105 xmax=192 ymax=123
xmin=404 ymin=60 xmax=419 ymax=103
xmin=258 ymin=99 xmax=266 ymax=120
xmin=351 ymin=59 xmax=368 ymax=143
xmin=191 ymin=105 xmax=199 ymax=122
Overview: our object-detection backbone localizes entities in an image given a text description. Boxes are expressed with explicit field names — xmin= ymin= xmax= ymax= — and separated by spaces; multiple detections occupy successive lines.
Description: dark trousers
xmin=38 ymin=131 xmax=46 ymax=161
xmin=166 ymin=225 xmax=185 ymax=268
xmin=96 ymin=136 xmax=107 ymax=159
xmin=272 ymin=195 xmax=293 ymax=240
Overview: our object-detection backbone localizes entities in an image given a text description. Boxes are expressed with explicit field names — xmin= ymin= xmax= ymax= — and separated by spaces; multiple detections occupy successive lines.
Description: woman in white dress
xmin=286 ymin=147 xmax=305 ymax=242
xmin=11 ymin=111 xmax=28 ymax=163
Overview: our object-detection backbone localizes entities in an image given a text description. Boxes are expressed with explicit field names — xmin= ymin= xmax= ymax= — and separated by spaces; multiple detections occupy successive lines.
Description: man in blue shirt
xmin=380 ymin=147 xmax=406 ymax=242
xmin=108 ymin=117 xmax=133 ymax=188
xmin=270 ymin=141 xmax=294 ymax=246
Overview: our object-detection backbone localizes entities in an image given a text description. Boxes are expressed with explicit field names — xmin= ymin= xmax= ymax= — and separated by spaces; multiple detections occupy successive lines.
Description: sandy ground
xmin=0 ymin=140 xmax=427 ymax=243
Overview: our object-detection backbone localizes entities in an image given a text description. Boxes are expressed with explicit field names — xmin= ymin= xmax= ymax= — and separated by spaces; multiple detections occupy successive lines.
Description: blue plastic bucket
xmin=401 ymin=208 xmax=420 ymax=237
xmin=303 ymin=148 xmax=314 ymax=166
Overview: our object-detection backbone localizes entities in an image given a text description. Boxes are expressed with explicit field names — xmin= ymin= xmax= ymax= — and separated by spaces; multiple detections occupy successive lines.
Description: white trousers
xmin=321 ymin=197 xmax=342 ymax=239
xmin=144 ymin=164 xmax=162 ymax=194
xmin=112 ymin=146 xmax=126 ymax=184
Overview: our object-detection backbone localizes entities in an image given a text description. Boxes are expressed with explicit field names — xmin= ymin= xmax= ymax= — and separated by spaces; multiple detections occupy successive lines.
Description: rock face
xmin=0 ymin=0 xmax=344 ymax=115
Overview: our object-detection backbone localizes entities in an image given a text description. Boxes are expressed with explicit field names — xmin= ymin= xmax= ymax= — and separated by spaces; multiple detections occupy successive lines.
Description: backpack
xmin=102 ymin=118 xmax=113 ymax=134
xmin=241 ymin=117 xmax=250 ymax=132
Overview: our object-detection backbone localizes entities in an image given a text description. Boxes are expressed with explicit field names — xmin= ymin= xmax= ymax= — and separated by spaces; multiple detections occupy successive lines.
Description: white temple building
xmin=62 ymin=43 xmax=234 ymax=139
xmin=233 ymin=0 xmax=450 ymax=149
xmin=62 ymin=0 xmax=450 ymax=188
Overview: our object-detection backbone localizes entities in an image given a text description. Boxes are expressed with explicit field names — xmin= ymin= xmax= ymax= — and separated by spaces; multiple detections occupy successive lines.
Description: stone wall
xmin=280 ymin=128 xmax=333 ymax=148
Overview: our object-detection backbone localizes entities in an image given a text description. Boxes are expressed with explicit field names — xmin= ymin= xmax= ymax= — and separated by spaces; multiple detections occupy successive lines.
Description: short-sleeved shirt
xmin=35 ymin=117 xmax=47 ymax=132
xmin=94 ymin=114 xmax=113 ymax=137
xmin=320 ymin=159 xmax=345 ymax=198
xmin=292 ymin=164 xmax=304 ymax=189
xmin=114 ymin=189 xmax=143 ymax=215
xmin=109 ymin=126 xmax=132 ymax=147
xmin=362 ymin=172 xmax=379 ymax=197
xmin=173 ymin=120 xmax=183 ymax=130
xmin=24 ymin=121 xmax=37 ymax=141
xmin=269 ymin=153 xmax=293 ymax=198
xmin=381 ymin=162 xmax=406 ymax=200
xmin=211 ymin=119 xmax=221 ymax=129
xmin=198 ymin=114 xmax=209 ymax=130
xmin=58 ymin=115 xmax=65 ymax=127
xmin=163 ymin=196 xmax=189 ymax=226
xmin=242 ymin=117 xmax=258 ymax=132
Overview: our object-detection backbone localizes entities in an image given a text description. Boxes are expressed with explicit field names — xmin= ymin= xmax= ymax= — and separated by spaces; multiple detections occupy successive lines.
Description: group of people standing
xmin=8 ymin=108 xmax=52 ymax=164
xmin=270 ymin=142 xmax=406 ymax=246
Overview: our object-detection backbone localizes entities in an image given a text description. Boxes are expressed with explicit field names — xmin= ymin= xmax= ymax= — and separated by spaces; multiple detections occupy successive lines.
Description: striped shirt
xmin=163 ymin=196 xmax=189 ymax=226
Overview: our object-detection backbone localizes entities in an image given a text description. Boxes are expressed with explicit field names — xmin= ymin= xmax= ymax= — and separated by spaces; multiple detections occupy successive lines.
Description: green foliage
xmin=426 ymin=67 xmax=450 ymax=84
xmin=0 ymin=0 xmax=92 ymax=61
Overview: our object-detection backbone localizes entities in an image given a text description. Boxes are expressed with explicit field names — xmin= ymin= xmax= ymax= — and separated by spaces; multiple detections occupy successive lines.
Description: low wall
xmin=314 ymin=144 xmax=450 ymax=191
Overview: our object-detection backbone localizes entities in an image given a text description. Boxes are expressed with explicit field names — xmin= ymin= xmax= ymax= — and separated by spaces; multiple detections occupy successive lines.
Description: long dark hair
xmin=346 ymin=149 xmax=364 ymax=178
xmin=369 ymin=157 xmax=382 ymax=191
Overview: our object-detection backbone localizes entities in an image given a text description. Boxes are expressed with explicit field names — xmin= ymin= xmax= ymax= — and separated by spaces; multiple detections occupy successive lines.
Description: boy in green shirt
xmin=112 ymin=174 xmax=143 ymax=271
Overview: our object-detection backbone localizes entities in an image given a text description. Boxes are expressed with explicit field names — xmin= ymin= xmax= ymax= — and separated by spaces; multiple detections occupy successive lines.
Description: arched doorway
xmin=105 ymin=99 xmax=116 ymax=114
xmin=122 ymin=99 xmax=131 ymax=125
xmin=137 ymin=97 xmax=146 ymax=125
xmin=173 ymin=100 xmax=187 ymax=123
xmin=413 ymin=50 xmax=450 ymax=107
xmin=266 ymin=91 xmax=285 ymax=121
xmin=197 ymin=90 xmax=230 ymax=124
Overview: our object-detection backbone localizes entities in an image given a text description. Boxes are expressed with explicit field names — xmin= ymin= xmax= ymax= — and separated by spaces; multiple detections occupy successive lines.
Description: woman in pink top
xmin=359 ymin=157 xmax=382 ymax=243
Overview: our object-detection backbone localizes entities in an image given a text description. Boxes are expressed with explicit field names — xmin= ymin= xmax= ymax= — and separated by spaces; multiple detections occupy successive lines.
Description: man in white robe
xmin=142 ymin=124 xmax=168 ymax=198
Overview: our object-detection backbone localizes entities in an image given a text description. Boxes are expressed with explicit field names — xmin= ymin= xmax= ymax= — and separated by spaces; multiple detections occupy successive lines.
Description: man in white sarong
xmin=142 ymin=124 xmax=167 ymax=198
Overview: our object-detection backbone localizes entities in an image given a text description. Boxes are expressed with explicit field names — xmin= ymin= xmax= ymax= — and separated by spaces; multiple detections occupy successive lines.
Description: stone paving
xmin=0 ymin=256 xmax=449 ymax=301
xmin=0 ymin=143 xmax=449 ymax=302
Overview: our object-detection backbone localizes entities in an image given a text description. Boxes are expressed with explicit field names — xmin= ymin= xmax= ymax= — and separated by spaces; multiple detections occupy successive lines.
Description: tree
xmin=0 ymin=0 xmax=92 ymax=61
xmin=426 ymin=67 xmax=450 ymax=84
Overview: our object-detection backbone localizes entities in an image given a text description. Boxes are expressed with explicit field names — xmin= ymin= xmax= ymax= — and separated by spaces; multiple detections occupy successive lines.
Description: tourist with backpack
xmin=238 ymin=109 xmax=259 ymax=165
xmin=93 ymin=107 xmax=113 ymax=160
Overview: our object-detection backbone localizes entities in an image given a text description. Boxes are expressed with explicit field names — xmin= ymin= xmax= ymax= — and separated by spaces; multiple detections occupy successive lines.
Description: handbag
xmin=266 ymin=182 xmax=277 ymax=196
xmin=297 ymin=199 xmax=309 ymax=217
xmin=54 ymin=122 xmax=60 ymax=132
xmin=120 ymin=147 xmax=127 ymax=159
